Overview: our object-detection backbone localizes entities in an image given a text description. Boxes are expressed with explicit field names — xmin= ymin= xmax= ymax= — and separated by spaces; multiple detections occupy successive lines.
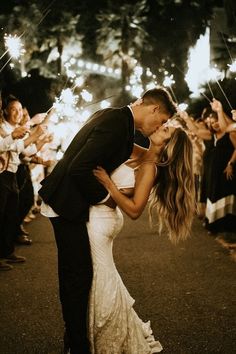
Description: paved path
xmin=0 ymin=210 xmax=235 ymax=354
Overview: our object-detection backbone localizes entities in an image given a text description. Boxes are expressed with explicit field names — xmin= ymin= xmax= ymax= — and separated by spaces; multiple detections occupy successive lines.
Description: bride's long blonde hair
xmin=149 ymin=127 xmax=195 ymax=243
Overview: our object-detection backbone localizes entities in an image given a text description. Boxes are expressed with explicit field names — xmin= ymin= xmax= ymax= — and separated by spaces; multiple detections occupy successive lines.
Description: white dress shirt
xmin=0 ymin=121 xmax=25 ymax=173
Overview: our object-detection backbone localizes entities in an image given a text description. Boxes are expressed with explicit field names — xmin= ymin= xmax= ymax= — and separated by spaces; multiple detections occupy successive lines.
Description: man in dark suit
xmin=38 ymin=87 xmax=177 ymax=354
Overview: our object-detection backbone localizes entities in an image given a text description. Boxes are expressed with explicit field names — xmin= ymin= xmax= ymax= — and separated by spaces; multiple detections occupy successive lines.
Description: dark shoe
xmin=63 ymin=331 xmax=70 ymax=354
xmin=16 ymin=234 xmax=32 ymax=245
xmin=0 ymin=260 xmax=13 ymax=271
xmin=20 ymin=224 xmax=29 ymax=236
xmin=5 ymin=253 xmax=26 ymax=263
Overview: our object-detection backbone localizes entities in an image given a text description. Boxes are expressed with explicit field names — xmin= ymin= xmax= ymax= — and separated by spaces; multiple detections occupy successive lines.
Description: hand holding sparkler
xmin=210 ymin=98 xmax=223 ymax=113
xmin=210 ymin=98 xmax=233 ymax=132
xmin=231 ymin=110 xmax=236 ymax=122
xmin=30 ymin=113 xmax=47 ymax=126
xmin=30 ymin=123 xmax=48 ymax=138
xmin=39 ymin=132 xmax=54 ymax=145
xmin=29 ymin=107 xmax=56 ymax=126
xmin=12 ymin=126 xmax=29 ymax=139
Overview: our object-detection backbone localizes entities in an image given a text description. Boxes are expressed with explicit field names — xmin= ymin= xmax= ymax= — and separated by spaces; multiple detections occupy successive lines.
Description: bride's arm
xmin=93 ymin=164 xmax=156 ymax=219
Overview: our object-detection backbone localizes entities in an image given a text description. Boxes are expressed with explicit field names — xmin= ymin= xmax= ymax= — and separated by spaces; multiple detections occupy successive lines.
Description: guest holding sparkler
xmin=0 ymin=95 xmax=46 ymax=270
xmin=201 ymin=101 xmax=236 ymax=234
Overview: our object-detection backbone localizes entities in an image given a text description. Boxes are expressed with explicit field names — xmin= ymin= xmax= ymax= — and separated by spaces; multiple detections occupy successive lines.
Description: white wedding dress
xmin=87 ymin=163 xmax=163 ymax=354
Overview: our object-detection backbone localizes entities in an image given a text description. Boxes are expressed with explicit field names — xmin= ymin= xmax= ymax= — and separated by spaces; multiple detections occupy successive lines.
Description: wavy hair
xmin=149 ymin=128 xmax=196 ymax=243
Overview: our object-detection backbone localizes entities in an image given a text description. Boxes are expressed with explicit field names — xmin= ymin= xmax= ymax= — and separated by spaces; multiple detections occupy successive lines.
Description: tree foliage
xmin=0 ymin=0 xmax=228 ymax=106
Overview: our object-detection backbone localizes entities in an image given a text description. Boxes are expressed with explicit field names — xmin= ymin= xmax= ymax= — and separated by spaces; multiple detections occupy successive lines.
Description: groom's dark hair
xmin=142 ymin=87 xmax=177 ymax=116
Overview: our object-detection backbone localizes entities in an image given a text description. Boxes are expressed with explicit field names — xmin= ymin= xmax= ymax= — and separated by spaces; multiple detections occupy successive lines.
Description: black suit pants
xmin=17 ymin=163 xmax=34 ymax=224
xmin=50 ymin=216 xmax=93 ymax=354
xmin=0 ymin=171 xmax=19 ymax=258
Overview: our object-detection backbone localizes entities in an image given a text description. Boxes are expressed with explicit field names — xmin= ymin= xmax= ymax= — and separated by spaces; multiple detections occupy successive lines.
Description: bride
xmin=87 ymin=124 xmax=195 ymax=353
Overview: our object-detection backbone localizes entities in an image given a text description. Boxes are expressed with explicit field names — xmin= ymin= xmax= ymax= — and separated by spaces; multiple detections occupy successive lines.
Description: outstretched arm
xmin=93 ymin=163 xmax=156 ymax=219
xmin=211 ymin=99 xmax=232 ymax=131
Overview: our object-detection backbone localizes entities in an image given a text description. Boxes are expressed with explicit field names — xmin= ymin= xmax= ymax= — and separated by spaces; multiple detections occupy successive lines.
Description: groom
xmin=38 ymin=87 xmax=177 ymax=354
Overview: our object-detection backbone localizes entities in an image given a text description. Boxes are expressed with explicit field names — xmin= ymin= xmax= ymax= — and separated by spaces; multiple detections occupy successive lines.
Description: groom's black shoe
xmin=63 ymin=331 xmax=70 ymax=354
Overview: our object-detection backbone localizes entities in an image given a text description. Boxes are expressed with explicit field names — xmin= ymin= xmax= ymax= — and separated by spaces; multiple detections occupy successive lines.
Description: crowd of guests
xmin=0 ymin=91 xmax=235 ymax=271
xmin=181 ymin=99 xmax=236 ymax=238
xmin=0 ymin=93 xmax=55 ymax=271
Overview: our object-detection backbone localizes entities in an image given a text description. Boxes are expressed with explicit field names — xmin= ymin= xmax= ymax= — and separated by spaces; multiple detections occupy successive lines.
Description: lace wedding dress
xmin=87 ymin=163 xmax=163 ymax=354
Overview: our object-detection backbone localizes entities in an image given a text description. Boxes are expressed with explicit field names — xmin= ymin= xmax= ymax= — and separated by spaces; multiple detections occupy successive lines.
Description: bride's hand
xmin=93 ymin=166 xmax=111 ymax=188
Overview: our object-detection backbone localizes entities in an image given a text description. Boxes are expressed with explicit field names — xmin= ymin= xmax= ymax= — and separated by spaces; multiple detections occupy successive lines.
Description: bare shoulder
xmin=229 ymin=131 xmax=236 ymax=144
xmin=137 ymin=162 xmax=157 ymax=178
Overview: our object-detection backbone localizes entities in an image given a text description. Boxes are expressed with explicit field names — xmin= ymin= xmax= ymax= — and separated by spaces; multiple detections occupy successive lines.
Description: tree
xmin=143 ymin=0 xmax=215 ymax=101
xmin=95 ymin=0 xmax=149 ymax=100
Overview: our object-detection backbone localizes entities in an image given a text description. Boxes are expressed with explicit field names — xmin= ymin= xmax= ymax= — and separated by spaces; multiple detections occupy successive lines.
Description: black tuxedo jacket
xmin=38 ymin=106 xmax=134 ymax=221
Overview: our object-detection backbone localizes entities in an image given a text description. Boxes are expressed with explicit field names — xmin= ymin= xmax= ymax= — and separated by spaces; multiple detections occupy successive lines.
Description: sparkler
xmin=178 ymin=103 xmax=188 ymax=111
xmin=228 ymin=60 xmax=236 ymax=73
xmin=199 ymin=89 xmax=211 ymax=103
xmin=163 ymin=75 xmax=178 ymax=103
xmin=206 ymin=82 xmax=214 ymax=99
xmin=206 ymin=67 xmax=233 ymax=110
xmin=215 ymin=80 xmax=233 ymax=110
xmin=0 ymin=34 xmax=25 ymax=74
xmin=100 ymin=100 xmax=111 ymax=109
xmin=51 ymin=88 xmax=79 ymax=119
xmin=0 ymin=1 xmax=53 ymax=72
xmin=81 ymin=89 xmax=93 ymax=102
xmin=4 ymin=34 xmax=24 ymax=59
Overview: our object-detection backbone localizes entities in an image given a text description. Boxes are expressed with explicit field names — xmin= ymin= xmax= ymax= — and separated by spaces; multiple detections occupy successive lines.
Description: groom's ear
xmin=152 ymin=104 xmax=160 ymax=114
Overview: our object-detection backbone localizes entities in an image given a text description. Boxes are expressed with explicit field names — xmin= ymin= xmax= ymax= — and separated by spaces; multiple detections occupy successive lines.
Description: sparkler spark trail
xmin=215 ymin=79 xmax=233 ymax=110
xmin=207 ymin=82 xmax=214 ymax=98
xmin=168 ymin=86 xmax=178 ymax=104
xmin=0 ymin=1 xmax=54 ymax=72
xmin=200 ymin=91 xmax=211 ymax=103
xmin=0 ymin=49 xmax=10 ymax=61
xmin=0 ymin=57 xmax=12 ymax=74
xmin=163 ymin=75 xmax=178 ymax=103
xmin=228 ymin=60 xmax=236 ymax=73
xmin=0 ymin=33 xmax=27 ymax=74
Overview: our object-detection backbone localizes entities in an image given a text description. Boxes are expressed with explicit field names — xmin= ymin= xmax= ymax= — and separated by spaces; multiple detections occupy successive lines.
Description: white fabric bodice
xmin=111 ymin=163 xmax=136 ymax=189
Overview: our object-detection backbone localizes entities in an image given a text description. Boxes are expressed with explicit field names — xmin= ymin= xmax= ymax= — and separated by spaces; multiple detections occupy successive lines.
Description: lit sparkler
xmin=100 ymin=100 xmax=111 ymax=109
xmin=178 ymin=103 xmax=188 ymax=111
xmin=53 ymin=88 xmax=79 ymax=118
xmin=4 ymin=34 xmax=24 ymax=59
xmin=81 ymin=89 xmax=93 ymax=102
xmin=163 ymin=74 xmax=178 ymax=103
xmin=163 ymin=75 xmax=175 ymax=87
xmin=228 ymin=60 xmax=236 ymax=73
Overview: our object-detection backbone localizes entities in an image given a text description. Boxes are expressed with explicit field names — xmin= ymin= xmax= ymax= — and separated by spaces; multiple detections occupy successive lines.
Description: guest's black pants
xmin=0 ymin=171 xmax=19 ymax=258
xmin=50 ymin=216 xmax=93 ymax=354
xmin=15 ymin=164 xmax=34 ymax=237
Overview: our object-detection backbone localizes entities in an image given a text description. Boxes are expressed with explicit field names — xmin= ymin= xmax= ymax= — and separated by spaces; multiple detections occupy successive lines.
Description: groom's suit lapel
xmin=120 ymin=106 xmax=135 ymax=161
